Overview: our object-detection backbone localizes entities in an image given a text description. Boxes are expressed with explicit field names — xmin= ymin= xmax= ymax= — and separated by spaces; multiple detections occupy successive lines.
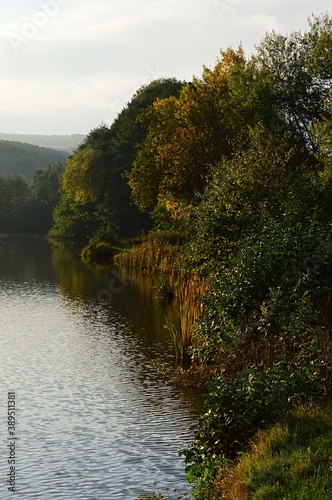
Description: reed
xmin=114 ymin=236 xmax=206 ymax=359
xmin=114 ymin=238 xmax=179 ymax=278
xmin=173 ymin=275 xmax=206 ymax=357
xmin=164 ymin=317 xmax=184 ymax=360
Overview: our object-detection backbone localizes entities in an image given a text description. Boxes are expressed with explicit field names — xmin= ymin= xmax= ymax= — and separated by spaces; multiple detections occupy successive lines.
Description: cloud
xmin=0 ymin=0 xmax=330 ymax=134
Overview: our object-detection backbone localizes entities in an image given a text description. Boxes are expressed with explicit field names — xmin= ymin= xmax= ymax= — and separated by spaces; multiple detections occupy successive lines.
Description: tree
xmin=31 ymin=162 xmax=63 ymax=207
xmin=127 ymin=15 xmax=332 ymax=229
xmin=52 ymin=78 xmax=185 ymax=240
xmin=255 ymin=13 xmax=332 ymax=153
xmin=190 ymin=126 xmax=317 ymax=267
xmin=0 ymin=176 xmax=29 ymax=232
xmin=28 ymin=162 xmax=64 ymax=233
xmin=127 ymin=47 xmax=276 ymax=225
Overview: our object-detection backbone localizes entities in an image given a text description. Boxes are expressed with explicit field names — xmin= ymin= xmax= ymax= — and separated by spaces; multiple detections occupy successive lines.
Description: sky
xmin=0 ymin=0 xmax=330 ymax=136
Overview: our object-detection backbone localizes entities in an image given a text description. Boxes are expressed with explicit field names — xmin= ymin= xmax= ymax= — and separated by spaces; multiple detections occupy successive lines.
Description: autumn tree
xmin=127 ymin=14 xmax=332 ymax=230
xmin=52 ymin=78 xmax=185 ymax=240
xmin=127 ymin=47 xmax=275 ymax=225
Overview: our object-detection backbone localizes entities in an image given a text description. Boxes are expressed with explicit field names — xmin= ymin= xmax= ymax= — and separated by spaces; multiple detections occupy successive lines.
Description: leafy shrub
xmin=191 ymin=221 xmax=332 ymax=362
xmin=81 ymin=241 xmax=114 ymax=262
xmin=181 ymin=338 xmax=331 ymax=496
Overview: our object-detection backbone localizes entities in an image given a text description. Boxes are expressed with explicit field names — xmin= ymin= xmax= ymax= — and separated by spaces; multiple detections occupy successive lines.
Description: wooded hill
xmin=0 ymin=133 xmax=84 ymax=153
xmin=0 ymin=140 xmax=69 ymax=182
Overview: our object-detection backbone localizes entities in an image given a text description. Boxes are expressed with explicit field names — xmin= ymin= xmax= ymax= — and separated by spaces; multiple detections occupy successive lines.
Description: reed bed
xmin=114 ymin=239 xmax=179 ymax=278
xmin=114 ymin=236 xmax=206 ymax=358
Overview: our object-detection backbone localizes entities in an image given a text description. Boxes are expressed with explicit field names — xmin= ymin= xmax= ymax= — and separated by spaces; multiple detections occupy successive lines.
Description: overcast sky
xmin=0 ymin=0 xmax=330 ymax=136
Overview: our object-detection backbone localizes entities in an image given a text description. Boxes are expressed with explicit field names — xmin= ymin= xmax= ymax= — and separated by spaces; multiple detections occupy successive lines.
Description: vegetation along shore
xmin=1 ymin=12 xmax=332 ymax=498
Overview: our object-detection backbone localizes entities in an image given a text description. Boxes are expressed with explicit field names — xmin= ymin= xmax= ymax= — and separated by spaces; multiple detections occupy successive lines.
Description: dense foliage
xmin=125 ymin=13 xmax=332 ymax=497
xmin=1 ymin=12 xmax=331 ymax=497
xmin=0 ymin=162 xmax=63 ymax=233
xmin=51 ymin=78 xmax=185 ymax=241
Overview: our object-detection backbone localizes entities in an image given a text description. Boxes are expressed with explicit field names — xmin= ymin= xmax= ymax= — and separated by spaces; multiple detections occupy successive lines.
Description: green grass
xmin=219 ymin=404 xmax=332 ymax=499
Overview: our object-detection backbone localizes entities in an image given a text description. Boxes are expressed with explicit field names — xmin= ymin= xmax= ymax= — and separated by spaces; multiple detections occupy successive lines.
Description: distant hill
xmin=0 ymin=140 xmax=69 ymax=182
xmin=0 ymin=133 xmax=85 ymax=153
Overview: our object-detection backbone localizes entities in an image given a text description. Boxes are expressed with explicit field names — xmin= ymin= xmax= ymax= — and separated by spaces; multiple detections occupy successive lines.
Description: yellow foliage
xmin=62 ymin=147 xmax=101 ymax=203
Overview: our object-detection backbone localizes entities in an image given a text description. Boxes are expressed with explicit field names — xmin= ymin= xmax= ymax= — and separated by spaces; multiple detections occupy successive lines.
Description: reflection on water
xmin=0 ymin=236 xmax=201 ymax=499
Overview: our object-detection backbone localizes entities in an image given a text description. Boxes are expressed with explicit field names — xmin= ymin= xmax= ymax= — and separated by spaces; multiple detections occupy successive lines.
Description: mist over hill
xmin=0 ymin=133 xmax=85 ymax=153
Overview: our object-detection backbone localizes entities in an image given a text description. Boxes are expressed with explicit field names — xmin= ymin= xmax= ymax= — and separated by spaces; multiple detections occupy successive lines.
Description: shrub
xmin=181 ymin=326 xmax=332 ymax=496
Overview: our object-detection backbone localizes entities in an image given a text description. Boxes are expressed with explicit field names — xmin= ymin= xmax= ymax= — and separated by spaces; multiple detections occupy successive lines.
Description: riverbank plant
xmin=114 ymin=231 xmax=206 ymax=357
xmin=218 ymin=404 xmax=332 ymax=499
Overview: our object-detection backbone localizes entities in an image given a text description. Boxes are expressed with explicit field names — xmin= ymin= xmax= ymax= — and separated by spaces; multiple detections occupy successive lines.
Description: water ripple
xmin=0 ymin=277 xmax=197 ymax=499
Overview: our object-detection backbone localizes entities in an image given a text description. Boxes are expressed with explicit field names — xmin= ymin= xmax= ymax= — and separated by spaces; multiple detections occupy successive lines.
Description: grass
xmin=218 ymin=404 xmax=332 ymax=499
xmin=174 ymin=276 xmax=206 ymax=357
xmin=114 ymin=234 xmax=206 ymax=359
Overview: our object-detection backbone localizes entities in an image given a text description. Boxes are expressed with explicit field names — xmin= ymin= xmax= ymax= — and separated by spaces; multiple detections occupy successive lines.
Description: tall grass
xmin=174 ymin=276 xmax=205 ymax=356
xmin=114 ymin=238 xmax=178 ymax=278
xmin=114 ymin=234 xmax=206 ymax=358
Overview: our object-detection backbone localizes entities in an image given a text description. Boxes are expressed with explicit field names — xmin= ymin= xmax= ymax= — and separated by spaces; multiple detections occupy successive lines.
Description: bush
xmin=181 ymin=319 xmax=332 ymax=496
xmin=190 ymin=220 xmax=332 ymax=362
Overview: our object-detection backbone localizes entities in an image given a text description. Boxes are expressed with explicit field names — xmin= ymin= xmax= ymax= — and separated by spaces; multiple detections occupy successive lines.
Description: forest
xmin=0 ymin=138 xmax=78 ymax=233
xmin=2 ymin=13 xmax=332 ymax=498
xmin=0 ymin=140 xmax=68 ymax=181
xmin=0 ymin=162 xmax=63 ymax=233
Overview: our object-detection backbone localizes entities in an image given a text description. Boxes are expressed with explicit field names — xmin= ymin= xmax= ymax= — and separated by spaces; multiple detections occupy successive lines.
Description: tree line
xmin=50 ymin=14 xmax=332 ymax=245
xmin=0 ymin=163 xmax=63 ymax=233
xmin=2 ymin=14 xmax=331 ymax=244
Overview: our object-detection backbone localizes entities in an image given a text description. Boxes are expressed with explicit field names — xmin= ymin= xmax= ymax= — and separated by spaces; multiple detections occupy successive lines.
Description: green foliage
xmin=156 ymin=274 xmax=174 ymax=302
xmin=256 ymin=13 xmax=332 ymax=152
xmin=188 ymin=127 xmax=313 ymax=265
xmin=52 ymin=79 xmax=184 ymax=241
xmin=30 ymin=162 xmax=63 ymax=206
xmin=128 ymin=47 xmax=275 ymax=222
xmin=127 ymin=13 xmax=332 ymax=229
xmin=81 ymin=241 xmax=114 ymax=262
xmin=0 ymin=175 xmax=29 ymax=232
xmin=0 ymin=161 xmax=64 ymax=234
xmin=190 ymin=219 xmax=332 ymax=361
xmin=182 ymin=337 xmax=331 ymax=494
xmin=16 ymin=13 xmax=331 ymax=498
xmin=182 ymin=221 xmax=332 ymax=493
xmin=50 ymin=192 xmax=99 ymax=241
xmin=164 ymin=318 xmax=183 ymax=360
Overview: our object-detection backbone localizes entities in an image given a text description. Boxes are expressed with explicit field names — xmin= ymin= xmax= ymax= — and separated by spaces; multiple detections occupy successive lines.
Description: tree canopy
xmin=126 ymin=14 xmax=332 ymax=228
xmin=52 ymin=78 xmax=185 ymax=240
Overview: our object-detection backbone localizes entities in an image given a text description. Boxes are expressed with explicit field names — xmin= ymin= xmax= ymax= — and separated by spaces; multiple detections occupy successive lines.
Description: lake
xmin=0 ymin=235 xmax=201 ymax=499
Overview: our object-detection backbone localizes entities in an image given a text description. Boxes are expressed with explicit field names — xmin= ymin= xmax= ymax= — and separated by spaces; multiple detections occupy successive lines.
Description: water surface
xmin=0 ymin=236 xmax=200 ymax=499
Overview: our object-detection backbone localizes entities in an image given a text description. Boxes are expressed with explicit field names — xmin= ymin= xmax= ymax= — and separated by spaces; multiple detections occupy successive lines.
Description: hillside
xmin=0 ymin=140 xmax=69 ymax=182
xmin=0 ymin=133 xmax=85 ymax=153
